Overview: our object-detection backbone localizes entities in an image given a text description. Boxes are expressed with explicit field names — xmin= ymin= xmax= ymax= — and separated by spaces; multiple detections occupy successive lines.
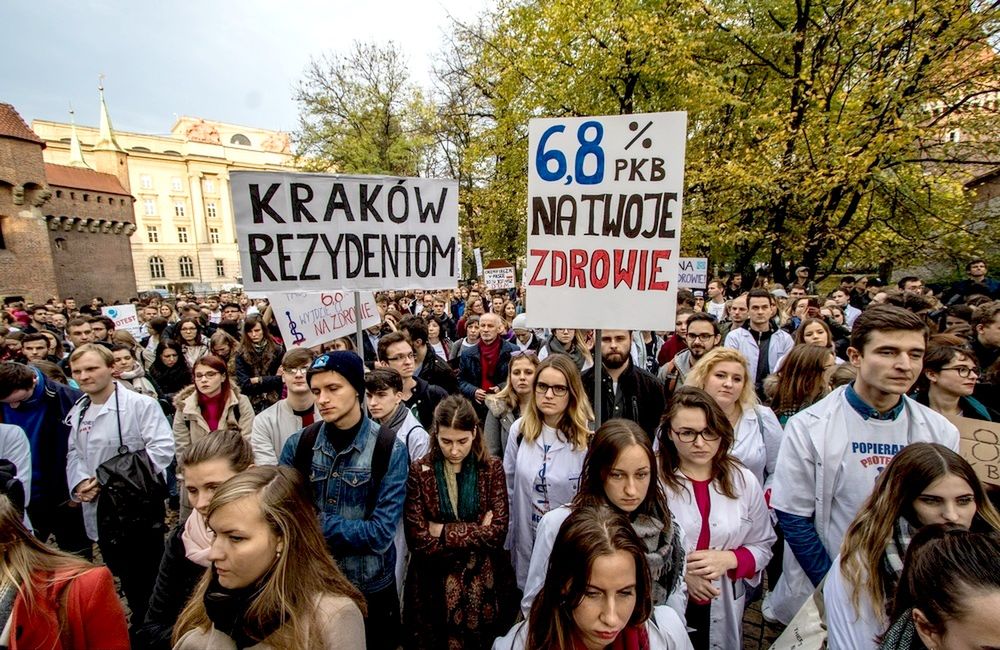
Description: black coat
xmin=134 ymin=524 xmax=208 ymax=650
xmin=417 ymin=346 xmax=459 ymax=394
xmin=404 ymin=377 xmax=449 ymax=429
xmin=583 ymin=360 xmax=666 ymax=442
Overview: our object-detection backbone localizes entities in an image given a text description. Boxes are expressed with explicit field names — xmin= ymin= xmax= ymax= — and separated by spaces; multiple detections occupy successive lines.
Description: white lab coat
xmin=666 ymin=465 xmax=776 ymax=650
xmin=520 ymin=505 xmax=689 ymax=622
xmin=724 ymin=327 xmax=794 ymax=379
xmin=731 ymin=406 xmax=783 ymax=488
xmin=492 ymin=605 xmax=694 ymax=650
xmin=768 ymin=387 xmax=960 ymax=624
xmin=504 ymin=418 xmax=587 ymax=589
xmin=824 ymin=554 xmax=886 ymax=650
xmin=0 ymin=423 xmax=32 ymax=529
xmin=65 ymin=382 xmax=175 ymax=541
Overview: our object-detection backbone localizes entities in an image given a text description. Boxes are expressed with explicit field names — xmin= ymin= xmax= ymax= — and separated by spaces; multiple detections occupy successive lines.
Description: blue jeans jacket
xmin=280 ymin=416 xmax=409 ymax=594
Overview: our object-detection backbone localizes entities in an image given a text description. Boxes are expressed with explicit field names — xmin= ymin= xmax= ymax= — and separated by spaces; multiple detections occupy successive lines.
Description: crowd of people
xmin=0 ymin=259 xmax=998 ymax=649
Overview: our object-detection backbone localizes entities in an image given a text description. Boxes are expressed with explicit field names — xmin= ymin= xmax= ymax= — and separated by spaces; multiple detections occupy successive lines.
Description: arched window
xmin=230 ymin=133 xmax=251 ymax=146
xmin=149 ymin=256 xmax=165 ymax=279
xmin=178 ymin=256 xmax=195 ymax=278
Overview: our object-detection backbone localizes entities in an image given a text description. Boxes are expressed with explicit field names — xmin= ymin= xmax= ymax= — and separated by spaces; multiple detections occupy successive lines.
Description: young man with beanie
xmin=279 ymin=351 xmax=409 ymax=650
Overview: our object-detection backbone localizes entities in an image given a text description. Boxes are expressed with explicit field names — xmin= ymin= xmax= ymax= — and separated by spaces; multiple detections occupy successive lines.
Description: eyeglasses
xmin=535 ymin=381 xmax=569 ymax=397
xmin=283 ymin=367 xmax=309 ymax=376
xmin=670 ymin=428 xmax=722 ymax=443
xmin=386 ymin=352 xmax=415 ymax=363
xmin=940 ymin=366 xmax=979 ymax=378
xmin=194 ymin=371 xmax=220 ymax=380
xmin=686 ymin=333 xmax=716 ymax=342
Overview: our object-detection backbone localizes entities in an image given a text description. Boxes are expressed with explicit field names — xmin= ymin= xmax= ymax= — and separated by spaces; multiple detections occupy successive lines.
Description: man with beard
xmin=659 ymin=312 xmax=721 ymax=394
xmin=582 ymin=329 xmax=665 ymax=441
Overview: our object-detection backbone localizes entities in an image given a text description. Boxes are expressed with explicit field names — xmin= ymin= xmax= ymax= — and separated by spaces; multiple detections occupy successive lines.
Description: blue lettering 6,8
xmin=535 ymin=121 xmax=605 ymax=185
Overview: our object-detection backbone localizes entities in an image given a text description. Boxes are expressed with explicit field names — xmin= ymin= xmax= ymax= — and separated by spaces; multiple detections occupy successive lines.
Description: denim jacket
xmin=279 ymin=416 xmax=409 ymax=594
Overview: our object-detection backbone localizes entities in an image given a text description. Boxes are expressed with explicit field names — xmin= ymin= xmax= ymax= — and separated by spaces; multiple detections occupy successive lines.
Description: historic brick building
xmin=0 ymin=100 xmax=137 ymax=304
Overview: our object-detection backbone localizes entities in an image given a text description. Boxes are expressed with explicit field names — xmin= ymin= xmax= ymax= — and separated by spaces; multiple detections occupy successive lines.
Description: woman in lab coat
xmin=824 ymin=443 xmax=1000 ymax=649
xmin=520 ymin=418 xmax=687 ymax=622
xmin=493 ymin=504 xmax=692 ymax=650
xmin=504 ymin=353 xmax=592 ymax=589
xmin=659 ymin=387 xmax=775 ymax=650
xmin=682 ymin=348 xmax=782 ymax=488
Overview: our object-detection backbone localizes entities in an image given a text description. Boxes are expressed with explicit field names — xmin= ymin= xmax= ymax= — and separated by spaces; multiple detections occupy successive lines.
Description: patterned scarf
xmin=878 ymin=608 xmax=923 ymax=650
xmin=434 ymin=457 xmax=480 ymax=522
xmin=632 ymin=512 xmax=686 ymax=606
xmin=884 ymin=516 xmax=915 ymax=578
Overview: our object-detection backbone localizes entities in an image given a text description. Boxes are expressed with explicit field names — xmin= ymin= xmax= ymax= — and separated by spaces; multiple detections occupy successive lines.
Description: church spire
xmin=67 ymin=104 xmax=91 ymax=168
xmin=94 ymin=75 xmax=123 ymax=152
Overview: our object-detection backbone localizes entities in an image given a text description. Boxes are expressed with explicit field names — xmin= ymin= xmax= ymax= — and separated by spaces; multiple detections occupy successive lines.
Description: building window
xmin=216 ymin=259 xmax=225 ymax=277
xmin=203 ymin=179 xmax=216 ymax=194
xmin=140 ymin=174 xmax=153 ymax=190
xmin=0 ymin=219 xmax=5 ymax=249
xmin=144 ymin=199 xmax=156 ymax=216
xmin=174 ymin=202 xmax=185 ymax=217
xmin=209 ymin=227 xmax=220 ymax=244
xmin=171 ymin=177 xmax=183 ymax=192
xmin=56 ymin=190 xmax=62 ymax=198
xmin=230 ymin=134 xmax=251 ymax=146
xmin=83 ymin=194 xmax=89 ymax=202
xmin=54 ymin=237 xmax=67 ymax=251
xmin=147 ymin=226 xmax=159 ymax=243
xmin=206 ymin=202 xmax=217 ymax=218
xmin=177 ymin=227 xmax=188 ymax=243
xmin=179 ymin=256 xmax=195 ymax=278
xmin=947 ymin=129 xmax=961 ymax=143
xmin=149 ymin=256 xmax=165 ymax=279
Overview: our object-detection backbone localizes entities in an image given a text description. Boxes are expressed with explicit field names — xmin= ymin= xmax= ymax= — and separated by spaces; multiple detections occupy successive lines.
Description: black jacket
xmin=417 ymin=346 xmax=459 ymax=394
xmin=403 ymin=377 xmax=449 ymax=429
xmin=134 ymin=524 xmax=207 ymax=650
xmin=583 ymin=360 xmax=666 ymax=442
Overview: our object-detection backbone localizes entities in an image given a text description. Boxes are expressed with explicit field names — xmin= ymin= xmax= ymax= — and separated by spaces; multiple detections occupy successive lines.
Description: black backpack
xmin=292 ymin=420 xmax=396 ymax=518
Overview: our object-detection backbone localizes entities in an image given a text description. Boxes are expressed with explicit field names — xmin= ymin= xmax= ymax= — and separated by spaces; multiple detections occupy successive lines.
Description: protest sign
xmin=102 ymin=304 xmax=141 ymax=336
xmin=474 ymin=248 xmax=484 ymax=277
xmin=484 ymin=262 xmax=516 ymax=291
xmin=678 ymin=257 xmax=709 ymax=290
xmin=230 ymin=171 xmax=460 ymax=292
xmin=268 ymin=291 xmax=381 ymax=349
xmin=950 ymin=415 xmax=1000 ymax=487
xmin=525 ymin=112 xmax=687 ymax=330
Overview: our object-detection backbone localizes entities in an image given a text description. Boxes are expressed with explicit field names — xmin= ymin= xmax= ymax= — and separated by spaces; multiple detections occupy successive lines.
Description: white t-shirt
xmin=707 ymin=300 xmax=727 ymax=320
xmin=827 ymin=408 xmax=909 ymax=552
xmin=429 ymin=341 xmax=447 ymax=360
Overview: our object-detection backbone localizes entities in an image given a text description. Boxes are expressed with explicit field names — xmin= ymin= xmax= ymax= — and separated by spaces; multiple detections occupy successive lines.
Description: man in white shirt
xmin=767 ymin=305 xmax=960 ymax=625
xmin=724 ymin=289 xmax=794 ymax=398
xmin=705 ymin=279 xmax=728 ymax=321
xmin=251 ymin=348 xmax=319 ymax=465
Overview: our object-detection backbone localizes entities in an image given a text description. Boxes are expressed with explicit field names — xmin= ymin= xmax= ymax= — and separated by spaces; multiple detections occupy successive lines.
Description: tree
xmin=294 ymin=41 xmax=436 ymax=176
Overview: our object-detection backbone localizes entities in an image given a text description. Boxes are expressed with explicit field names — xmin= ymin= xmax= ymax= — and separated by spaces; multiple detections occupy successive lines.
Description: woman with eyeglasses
xmin=504 ymin=354 xmax=593 ymax=590
xmin=485 ymin=351 xmax=539 ymax=457
xmin=659 ymin=387 xmax=775 ymax=650
xmin=682 ymin=347 xmax=782 ymax=489
xmin=175 ymin=316 xmax=210 ymax=368
xmin=173 ymin=355 xmax=254 ymax=520
xmin=914 ymin=336 xmax=997 ymax=422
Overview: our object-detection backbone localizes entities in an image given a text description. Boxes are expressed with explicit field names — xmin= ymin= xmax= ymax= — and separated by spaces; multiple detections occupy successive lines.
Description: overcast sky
xmin=1 ymin=0 xmax=491 ymax=136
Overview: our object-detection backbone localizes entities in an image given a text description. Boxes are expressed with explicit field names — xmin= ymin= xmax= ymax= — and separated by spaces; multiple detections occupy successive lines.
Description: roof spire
xmin=67 ymin=104 xmax=91 ymax=168
xmin=94 ymin=74 xmax=123 ymax=152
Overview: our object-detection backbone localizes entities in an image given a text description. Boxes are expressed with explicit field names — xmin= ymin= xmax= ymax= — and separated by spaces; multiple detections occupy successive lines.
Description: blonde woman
xmin=537 ymin=328 xmax=593 ymax=373
xmin=484 ymin=351 xmax=539 ymax=457
xmin=172 ymin=466 xmax=366 ymax=649
xmin=683 ymin=347 xmax=783 ymax=488
xmin=503 ymin=354 xmax=593 ymax=589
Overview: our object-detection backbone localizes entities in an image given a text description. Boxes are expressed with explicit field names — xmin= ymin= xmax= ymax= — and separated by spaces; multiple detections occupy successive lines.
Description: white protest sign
xmin=230 ymin=171 xmax=460 ymax=292
xmin=525 ymin=112 xmax=686 ymax=330
xmin=473 ymin=248 xmax=484 ymax=276
xmin=268 ymin=291 xmax=381 ymax=349
xmin=678 ymin=257 xmax=708 ymax=290
xmin=484 ymin=266 xmax=516 ymax=290
xmin=102 ymin=304 xmax=141 ymax=336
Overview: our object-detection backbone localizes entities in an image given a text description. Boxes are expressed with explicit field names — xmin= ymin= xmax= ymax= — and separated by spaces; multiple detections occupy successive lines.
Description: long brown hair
xmin=173 ymin=467 xmax=366 ymax=647
xmin=429 ymin=395 xmax=488 ymax=464
xmin=770 ymin=343 xmax=833 ymax=413
xmin=526 ymin=504 xmax=652 ymax=649
xmin=658 ymin=387 xmax=744 ymax=499
xmin=839 ymin=443 xmax=1000 ymax=619
xmin=520 ymin=354 xmax=593 ymax=450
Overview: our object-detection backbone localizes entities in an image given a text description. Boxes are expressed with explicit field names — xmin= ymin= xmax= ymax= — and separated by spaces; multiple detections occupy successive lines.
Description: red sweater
xmin=10 ymin=566 xmax=130 ymax=650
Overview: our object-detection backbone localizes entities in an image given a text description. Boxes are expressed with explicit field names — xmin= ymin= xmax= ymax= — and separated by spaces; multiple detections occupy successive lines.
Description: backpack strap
xmin=293 ymin=421 xmax=324 ymax=481
xmin=365 ymin=423 xmax=397 ymax=519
